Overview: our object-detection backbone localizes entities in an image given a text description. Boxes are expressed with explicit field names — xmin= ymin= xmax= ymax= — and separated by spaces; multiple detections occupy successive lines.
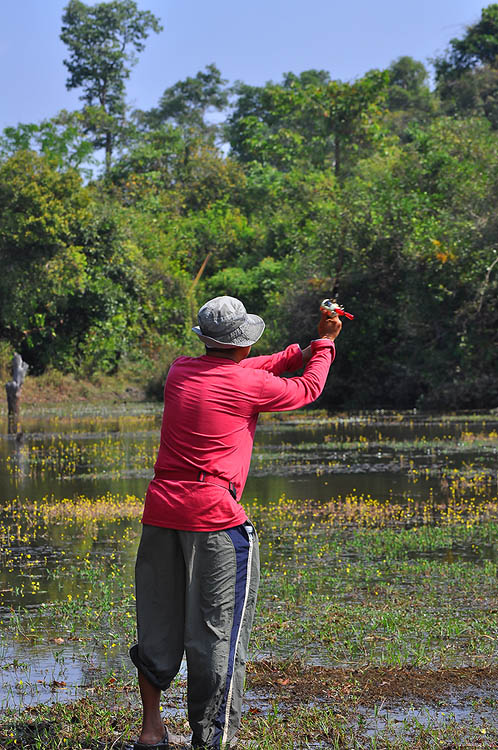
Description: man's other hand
xmin=318 ymin=313 xmax=342 ymax=341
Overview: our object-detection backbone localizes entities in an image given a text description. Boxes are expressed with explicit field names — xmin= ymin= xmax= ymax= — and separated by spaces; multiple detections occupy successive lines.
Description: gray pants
xmin=130 ymin=522 xmax=260 ymax=749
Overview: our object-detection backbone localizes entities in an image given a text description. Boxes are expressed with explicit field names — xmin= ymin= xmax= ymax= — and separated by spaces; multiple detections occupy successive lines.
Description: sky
xmin=0 ymin=0 xmax=489 ymax=130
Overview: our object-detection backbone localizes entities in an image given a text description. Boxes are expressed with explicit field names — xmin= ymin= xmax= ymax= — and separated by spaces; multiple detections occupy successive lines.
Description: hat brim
xmin=192 ymin=314 xmax=265 ymax=348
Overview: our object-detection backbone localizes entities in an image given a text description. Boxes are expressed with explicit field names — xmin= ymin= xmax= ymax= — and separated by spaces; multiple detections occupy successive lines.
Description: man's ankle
xmin=138 ymin=723 xmax=166 ymax=744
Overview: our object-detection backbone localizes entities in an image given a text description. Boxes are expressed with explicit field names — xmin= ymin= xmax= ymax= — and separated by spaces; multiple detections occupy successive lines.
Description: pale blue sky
xmin=0 ymin=0 xmax=488 ymax=130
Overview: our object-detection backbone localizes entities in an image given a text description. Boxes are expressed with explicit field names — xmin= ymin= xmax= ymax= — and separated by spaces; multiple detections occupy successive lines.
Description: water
xmin=1 ymin=405 xmax=497 ymax=708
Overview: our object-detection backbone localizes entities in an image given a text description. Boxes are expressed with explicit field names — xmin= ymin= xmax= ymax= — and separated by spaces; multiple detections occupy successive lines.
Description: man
xmin=129 ymin=295 xmax=342 ymax=750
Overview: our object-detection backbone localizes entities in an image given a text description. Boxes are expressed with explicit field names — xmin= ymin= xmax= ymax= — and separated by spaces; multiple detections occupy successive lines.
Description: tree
xmin=434 ymin=4 xmax=498 ymax=127
xmin=60 ymin=0 xmax=162 ymax=172
xmin=0 ymin=151 xmax=92 ymax=369
xmin=137 ymin=64 xmax=229 ymax=139
xmin=0 ymin=151 xmax=184 ymax=374
xmin=437 ymin=66 xmax=498 ymax=128
xmin=383 ymin=57 xmax=437 ymax=138
xmin=0 ymin=111 xmax=95 ymax=176
xmin=317 ymin=70 xmax=389 ymax=177
xmin=386 ymin=57 xmax=435 ymax=113
xmin=227 ymin=70 xmax=388 ymax=177
xmin=434 ymin=4 xmax=498 ymax=77
xmin=226 ymin=72 xmax=330 ymax=168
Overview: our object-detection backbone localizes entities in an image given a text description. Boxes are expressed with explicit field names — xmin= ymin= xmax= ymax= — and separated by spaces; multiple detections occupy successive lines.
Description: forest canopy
xmin=1 ymin=1 xmax=498 ymax=409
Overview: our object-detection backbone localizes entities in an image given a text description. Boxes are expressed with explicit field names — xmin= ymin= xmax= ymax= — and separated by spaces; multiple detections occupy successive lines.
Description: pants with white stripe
xmin=130 ymin=521 xmax=260 ymax=749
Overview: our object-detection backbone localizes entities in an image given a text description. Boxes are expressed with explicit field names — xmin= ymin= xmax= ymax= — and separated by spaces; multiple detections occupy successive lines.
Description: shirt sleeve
xmin=240 ymin=344 xmax=303 ymax=375
xmin=255 ymin=339 xmax=335 ymax=413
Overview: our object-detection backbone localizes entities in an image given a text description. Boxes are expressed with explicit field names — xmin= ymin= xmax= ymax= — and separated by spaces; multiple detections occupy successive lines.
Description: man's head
xmin=192 ymin=296 xmax=265 ymax=351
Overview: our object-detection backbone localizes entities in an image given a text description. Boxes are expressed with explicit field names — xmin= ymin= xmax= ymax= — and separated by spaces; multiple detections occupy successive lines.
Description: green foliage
xmin=0 ymin=152 xmax=190 ymax=374
xmin=434 ymin=4 xmax=498 ymax=128
xmin=0 ymin=151 xmax=91 ymax=369
xmin=206 ymin=257 xmax=284 ymax=318
xmin=137 ymin=63 xmax=229 ymax=137
xmin=384 ymin=57 xmax=437 ymax=137
xmin=434 ymin=4 xmax=498 ymax=77
xmin=437 ymin=65 xmax=498 ymax=128
xmin=227 ymin=69 xmax=389 ymax=176
xmin=335 ymin=118 xmax=498 ymax=407
xmin=0 ymin=111 xmax=95 ymax=175
xmin=110 ymin=129 xmax=247 ymax=215
xmin=0 ymin=340 xmax=14 ymax=382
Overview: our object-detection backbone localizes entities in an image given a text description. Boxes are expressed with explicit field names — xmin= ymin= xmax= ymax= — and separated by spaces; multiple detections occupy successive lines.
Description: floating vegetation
xmin=3 ymin=436 xmax=157 ymax=479
xmin=1 ymin=492 xmax=143 ymax=527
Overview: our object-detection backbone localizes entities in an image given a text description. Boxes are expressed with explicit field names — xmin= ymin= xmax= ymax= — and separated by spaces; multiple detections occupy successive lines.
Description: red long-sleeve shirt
xmin=142 ymin=339 xmax=335 ymax=531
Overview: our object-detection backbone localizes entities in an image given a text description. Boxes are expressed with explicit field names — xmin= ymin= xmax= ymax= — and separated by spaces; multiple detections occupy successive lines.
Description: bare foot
xmin=137 ymin=725 xmax=167 ymax=745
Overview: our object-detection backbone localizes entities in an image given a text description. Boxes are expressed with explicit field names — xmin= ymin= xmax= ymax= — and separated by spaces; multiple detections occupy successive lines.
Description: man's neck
xmin=207 ymin=349 xmax=238 ymax=361
xmin=205 ymin=346 xmax=251 ymax=363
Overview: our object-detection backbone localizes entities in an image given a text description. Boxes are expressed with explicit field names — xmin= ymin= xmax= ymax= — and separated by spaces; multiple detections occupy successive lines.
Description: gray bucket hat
xmin=192 ymin=296 xmax=265 ymax=349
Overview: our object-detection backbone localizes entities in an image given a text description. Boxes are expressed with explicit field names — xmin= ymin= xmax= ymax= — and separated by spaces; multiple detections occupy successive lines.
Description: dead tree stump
xmin=5 ymin=353 xmax=29 ymax=434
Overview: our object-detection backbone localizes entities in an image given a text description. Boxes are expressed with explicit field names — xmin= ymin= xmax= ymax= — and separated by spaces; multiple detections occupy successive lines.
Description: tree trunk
xmin=334 ymin=136 xmax=341 ymax=178
xmin=5 ymin=353 xmax=28 ymax=434
xmin=105 ymin=130 xmax=112 ymax=173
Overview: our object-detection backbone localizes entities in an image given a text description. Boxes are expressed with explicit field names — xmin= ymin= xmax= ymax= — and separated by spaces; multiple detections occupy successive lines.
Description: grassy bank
xmin=0 ymin=370 xmax=148 ymax=410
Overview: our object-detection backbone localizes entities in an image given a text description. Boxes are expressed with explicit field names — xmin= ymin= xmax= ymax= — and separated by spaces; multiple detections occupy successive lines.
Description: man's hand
xmin=301 ymin=313 xmax=342 ymax=365
xmin=318 ymin=313 xmax=342 ymax=341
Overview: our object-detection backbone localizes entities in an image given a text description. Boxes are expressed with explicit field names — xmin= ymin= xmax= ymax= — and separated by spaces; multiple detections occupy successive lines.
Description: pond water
xmin=1 ymin=405 xmax=497 ymax=709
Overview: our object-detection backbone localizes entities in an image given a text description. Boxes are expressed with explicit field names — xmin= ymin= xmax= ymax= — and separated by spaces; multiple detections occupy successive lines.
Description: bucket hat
xmin=192 ymin=296 xmax=265 ymax=349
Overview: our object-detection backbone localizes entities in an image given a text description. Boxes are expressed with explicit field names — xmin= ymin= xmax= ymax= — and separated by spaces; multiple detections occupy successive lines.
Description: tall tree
xmin=386 ymin=57 xmax=433 ymax=111
xmin=60 ymin=0 xmax=162 ymax=172
xmin=434 ymin=3 xmax=498 ymax=77
xmin=227 ymin=69 xmax=388 ymax=176
xmin=138 ymin=64 xmax=229 ymax=138
xmin=434 ymin=4 xmax=498 ymax=126
xmin=384 ymin=57 xmax=436 ymax=137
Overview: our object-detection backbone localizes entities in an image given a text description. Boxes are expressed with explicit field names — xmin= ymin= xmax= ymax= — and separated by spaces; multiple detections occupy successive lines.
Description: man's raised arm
xmin=240 ymin=344 xmax=303 ymax=375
